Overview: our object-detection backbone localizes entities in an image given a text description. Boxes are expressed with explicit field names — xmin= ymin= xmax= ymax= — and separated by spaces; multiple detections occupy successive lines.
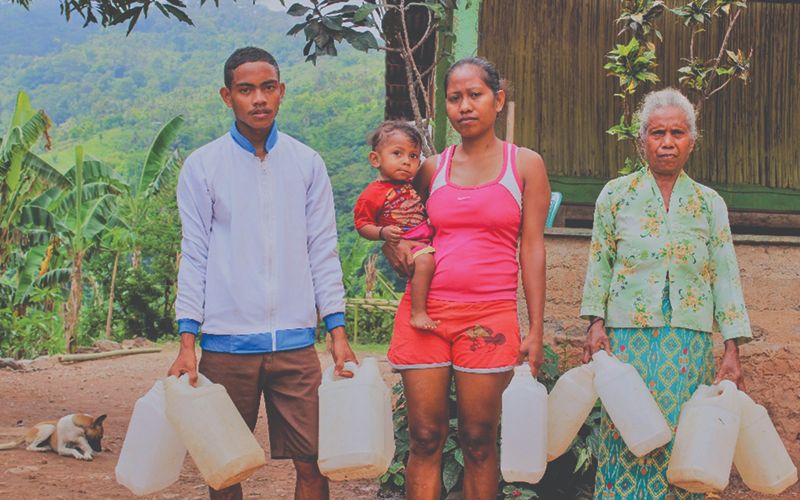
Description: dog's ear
xmin=93 ymin=414 xmax=107 ymax=427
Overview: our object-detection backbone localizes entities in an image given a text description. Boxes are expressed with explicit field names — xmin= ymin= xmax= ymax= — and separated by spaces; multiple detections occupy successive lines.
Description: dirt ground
xmin=1 ymin=345 xmax=798 ymax=500
xmin=0 ymin=346 xmax=395 ymax=500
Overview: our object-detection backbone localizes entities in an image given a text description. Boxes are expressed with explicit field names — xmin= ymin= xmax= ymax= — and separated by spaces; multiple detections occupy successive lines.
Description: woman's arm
xmin=580 ymin=184 xmax=617 ymax=362
xmin=706 ymin=192 xmax=751 ymax=389
xmin=579 ymin=186 xmax=617 ymax=321
xmin=517 ymin=148 xmax=550 ymax=375
xmin=383 ymin=155 xmax=439 ymax=276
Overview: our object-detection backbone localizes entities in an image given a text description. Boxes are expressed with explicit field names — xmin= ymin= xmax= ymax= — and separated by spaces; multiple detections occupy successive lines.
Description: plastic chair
xmin=546 ymin=191 xmax=563 ymax=228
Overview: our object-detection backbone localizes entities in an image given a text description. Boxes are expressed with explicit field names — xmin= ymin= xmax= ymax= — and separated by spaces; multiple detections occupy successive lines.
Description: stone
xmin=93 ymin=339 xmax=122 ymax=352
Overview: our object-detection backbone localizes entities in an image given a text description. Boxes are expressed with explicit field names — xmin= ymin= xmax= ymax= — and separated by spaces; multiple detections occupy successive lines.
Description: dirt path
xmin=0 ymin=345 xmax=393 ymax=500
xmin=0 ymin=345 xmax=797 ymax=499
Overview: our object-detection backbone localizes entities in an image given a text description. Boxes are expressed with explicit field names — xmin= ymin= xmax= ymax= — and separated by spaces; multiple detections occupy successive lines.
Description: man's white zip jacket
xmin=175 ymin=123 xmax=346 ymax=353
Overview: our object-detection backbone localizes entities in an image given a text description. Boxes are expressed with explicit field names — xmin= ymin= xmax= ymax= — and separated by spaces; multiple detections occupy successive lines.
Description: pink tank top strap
xmin=500 ymin=143 xmax=523 ymax=207
xmin=429 ymin=145 xmax=455 ymax=196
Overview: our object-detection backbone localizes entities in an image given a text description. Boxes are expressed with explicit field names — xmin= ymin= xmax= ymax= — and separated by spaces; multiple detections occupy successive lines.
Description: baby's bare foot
xmin=410 ymin=312 xmax=438 ymax=331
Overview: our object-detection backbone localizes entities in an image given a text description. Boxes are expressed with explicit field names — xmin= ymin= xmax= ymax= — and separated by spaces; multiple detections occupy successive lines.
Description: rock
xmin=121 ymin=337 xmax=154 ymax=349
xmin=93 ymin=339 xmax=122 ymax=352
xmin=0 ymin=358 xmax=23 ymax=370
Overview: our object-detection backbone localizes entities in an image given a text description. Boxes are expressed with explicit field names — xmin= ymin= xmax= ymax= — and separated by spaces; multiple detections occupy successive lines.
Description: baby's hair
xmin=368 ymin=121 xmax=423 ymax=151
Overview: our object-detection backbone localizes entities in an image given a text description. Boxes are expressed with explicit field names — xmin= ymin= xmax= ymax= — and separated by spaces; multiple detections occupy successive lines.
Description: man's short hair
xmin=224 ymin=47 xmax=280 ymax=88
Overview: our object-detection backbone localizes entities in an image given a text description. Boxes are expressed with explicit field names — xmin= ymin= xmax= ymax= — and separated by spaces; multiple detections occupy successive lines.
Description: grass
xmin=315 ymin=341 xmax=389 ymax=355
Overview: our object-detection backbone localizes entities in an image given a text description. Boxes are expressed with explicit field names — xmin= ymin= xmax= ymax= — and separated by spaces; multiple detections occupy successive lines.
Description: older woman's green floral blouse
xmin=580 ymin=168 xmax=752 ymax=343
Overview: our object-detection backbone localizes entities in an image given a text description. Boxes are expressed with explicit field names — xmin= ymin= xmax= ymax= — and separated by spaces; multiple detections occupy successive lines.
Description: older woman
xmin=581 ymin=88 xmax=752 ymax=500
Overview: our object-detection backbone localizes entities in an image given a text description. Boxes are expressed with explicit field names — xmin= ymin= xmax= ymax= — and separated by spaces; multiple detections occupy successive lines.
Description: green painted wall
xmin=550 ymin=175 xmax=800 ymax=213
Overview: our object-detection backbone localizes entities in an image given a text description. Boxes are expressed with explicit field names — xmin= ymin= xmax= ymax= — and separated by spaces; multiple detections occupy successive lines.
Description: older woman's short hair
xmin=636 ymin=88 xmax=698 ymax=141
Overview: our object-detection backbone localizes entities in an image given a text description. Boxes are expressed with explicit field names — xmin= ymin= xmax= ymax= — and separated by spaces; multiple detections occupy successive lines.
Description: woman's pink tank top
xmin=426 ymin=142 xmax=523 ymax=302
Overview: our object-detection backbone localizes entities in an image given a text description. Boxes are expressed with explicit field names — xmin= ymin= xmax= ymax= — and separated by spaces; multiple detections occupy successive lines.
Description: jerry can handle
xmin=322 ymin=361 xmax=360 ymax=383
xmin=165 ymin=372 xmax=213 ymax=389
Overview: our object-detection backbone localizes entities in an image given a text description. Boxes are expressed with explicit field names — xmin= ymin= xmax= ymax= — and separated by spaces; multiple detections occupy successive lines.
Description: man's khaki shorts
xmin=198 ymin=345 xmax=321 ymax=461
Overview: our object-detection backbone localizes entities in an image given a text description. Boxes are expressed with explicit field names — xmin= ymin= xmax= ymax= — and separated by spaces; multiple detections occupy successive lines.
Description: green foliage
xmin=671 ymin=0 xmax=714 ymax=27
xmin=671 ymin=0 xmax=746 ymax=23
xmin=616 ymin=0 xmax=666 ymax=41
xmin=133 ymin=115 xmax=184 ymax=199
xmin=604 ymin=38 xmax=660 ymax=97
xmin=0 ymin=287 xmax=64 ymax=358
xmin=378 ymin=345 xmax=600 ymax=499
xmin=618 ymin=157 xmax=647 ymax=176
xmin=283 ymin=1 xmax=379 ymax=64
xmin=7 ymin=0 xmax=250 ymax=35
xmin=606 ymin=0 xmax=751 ymax=176
xmin=722 ymin=48 xmax=751 ymax=83
xmin=606 ymin=115 xmax=640 ymax=142
xmin=0 ymin=91 xmax=68 ymax=278
xmin=115 ymin=265 xmax=175 ymax=340
xmin=338 ymin=237 xmax=401 ymax=345
xmin=501 ymin=484 xmax=538 ymax=499
xmin=677 ymin=58 xmax=714 ymax=90
xmin=281 ymin=1 xmax=460 ymax=64
xmin=0 ymin=3 xmax=385 ymax=356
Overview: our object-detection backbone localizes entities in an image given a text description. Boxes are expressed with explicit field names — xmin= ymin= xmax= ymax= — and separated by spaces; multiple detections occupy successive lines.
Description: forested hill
xmin=0 ymin=1 xmax=385 ymax=238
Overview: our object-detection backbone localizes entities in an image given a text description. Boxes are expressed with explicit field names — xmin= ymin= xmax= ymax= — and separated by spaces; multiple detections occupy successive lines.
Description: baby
xmin=353 ymin=121 xmax=437 ymax=330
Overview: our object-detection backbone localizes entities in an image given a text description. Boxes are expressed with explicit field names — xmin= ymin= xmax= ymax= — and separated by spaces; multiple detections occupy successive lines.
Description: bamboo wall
xmin=478 ymin=0 xmax=800 ymax=190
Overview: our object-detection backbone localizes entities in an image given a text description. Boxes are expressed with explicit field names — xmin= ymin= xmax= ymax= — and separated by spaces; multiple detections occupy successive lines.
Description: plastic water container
xmin=592 ymin=350 xmax=671 ymax=457
xmin=734 ymin=390 xmax=798 ymax=494
xmin=318 ymin=357 xmax=394 ymax=480
xmin=667 ymin=380 xmax=741 ymax=493
xmin=115 ymin=380 xmax=187 ymax=496
xmin=501 ymin=365 xmax=548 ymax=484
xmin=547 ymin=363 xmax=597 ymax=461
xmin=164 ymin=374 xmax=266 ymax=490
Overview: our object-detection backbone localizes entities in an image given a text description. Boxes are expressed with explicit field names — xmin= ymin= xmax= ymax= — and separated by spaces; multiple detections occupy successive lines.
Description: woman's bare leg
xmin=402 ymin=366 xmax=452 ymax=500
xmin=454 ymin=370 xmax=513 ymax=500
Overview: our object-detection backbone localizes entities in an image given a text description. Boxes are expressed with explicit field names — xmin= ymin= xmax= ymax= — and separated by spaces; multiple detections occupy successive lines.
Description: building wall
xmin=476 ymin=0 xmax=800 ymax=206
xmin=527 ymin=229 xmax=800 ymax=470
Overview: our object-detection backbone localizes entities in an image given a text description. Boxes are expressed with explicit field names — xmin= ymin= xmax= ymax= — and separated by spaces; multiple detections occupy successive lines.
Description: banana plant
xmin=0 ymin=91 xmax=69 ymax=277
xmin=121 ymin=115 xmax=184 ymax=268
xmin=21 ymin=146 xmax=126 ymax=352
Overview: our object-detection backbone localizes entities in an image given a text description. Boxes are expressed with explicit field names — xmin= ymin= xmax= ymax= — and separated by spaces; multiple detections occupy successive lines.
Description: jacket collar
xmin=229 ymin=121 xmax=279 ymax=155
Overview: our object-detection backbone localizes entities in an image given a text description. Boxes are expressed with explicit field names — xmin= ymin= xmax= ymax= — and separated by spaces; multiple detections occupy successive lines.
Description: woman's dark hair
xmin=444 ymin=57 xmax=502 ymax=95
xmin=224 ymin=47 xmax=280 ymax=88
xmin=368 ymin=121 xmax=423 ymax=151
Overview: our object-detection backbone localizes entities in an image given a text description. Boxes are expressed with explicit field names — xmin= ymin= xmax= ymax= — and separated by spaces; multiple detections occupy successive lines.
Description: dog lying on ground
xmin=0 ymin=413 xmax=106 ymax=460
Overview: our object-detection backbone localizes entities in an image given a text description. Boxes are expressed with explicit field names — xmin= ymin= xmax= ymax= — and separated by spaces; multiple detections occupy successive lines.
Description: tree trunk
xmin=105 ymin=251 xmax=119 ymax=339
xmin=131 ymin=246 xmax=141 ymax=268
xmin=64 ymin=251 xmax=84 ymax=354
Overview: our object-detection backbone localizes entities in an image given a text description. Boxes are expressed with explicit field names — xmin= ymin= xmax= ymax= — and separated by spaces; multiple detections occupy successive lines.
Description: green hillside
xmin=0 ymin=1 xmax=385 ymax=233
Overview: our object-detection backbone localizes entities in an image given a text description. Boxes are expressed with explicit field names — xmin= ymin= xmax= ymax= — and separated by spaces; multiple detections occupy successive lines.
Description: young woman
xmin=383 ymin=57 xmax=551 ymax=499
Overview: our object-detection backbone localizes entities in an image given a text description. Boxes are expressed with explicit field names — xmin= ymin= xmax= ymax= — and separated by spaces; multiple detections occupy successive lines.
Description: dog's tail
xmin=0 ymin=437 xmax=25 ymax=450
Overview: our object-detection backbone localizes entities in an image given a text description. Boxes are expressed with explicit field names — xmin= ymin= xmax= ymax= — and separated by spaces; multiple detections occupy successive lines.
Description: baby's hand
xmin=382 ymin=225 xmax=403 ymax=245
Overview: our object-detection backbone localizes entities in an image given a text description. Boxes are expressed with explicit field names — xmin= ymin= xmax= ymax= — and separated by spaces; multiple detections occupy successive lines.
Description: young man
xmin=168 ymin=46 xmax=357 ymax=500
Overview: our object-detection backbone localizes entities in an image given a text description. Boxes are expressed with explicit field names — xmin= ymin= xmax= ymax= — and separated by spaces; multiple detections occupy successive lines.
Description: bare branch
xmin=698 ymin=8 xmax=742 ymax=116
xmin=706 ymin=76 xmax=734 ymax=98
xmin=410 ymin=11 xmax=436 ymax=54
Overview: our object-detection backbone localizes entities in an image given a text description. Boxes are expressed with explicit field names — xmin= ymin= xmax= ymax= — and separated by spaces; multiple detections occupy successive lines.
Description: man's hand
xmin=583 ymin=318 xmax=611 ymax=363
xmin=381 ymin=225 xmax=403 ymax=245
xmin=329 ymin=327 xmax=358 ymax=378
xmin=714 ymin=339 xmax=746 ymax=390
xmin=382 ymin=239 xmax=416 ymax=277
xmin=518 ymin=330 xmax=545 ymax=377
xmin=167 ymin=333 xmax=198 ymax=386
